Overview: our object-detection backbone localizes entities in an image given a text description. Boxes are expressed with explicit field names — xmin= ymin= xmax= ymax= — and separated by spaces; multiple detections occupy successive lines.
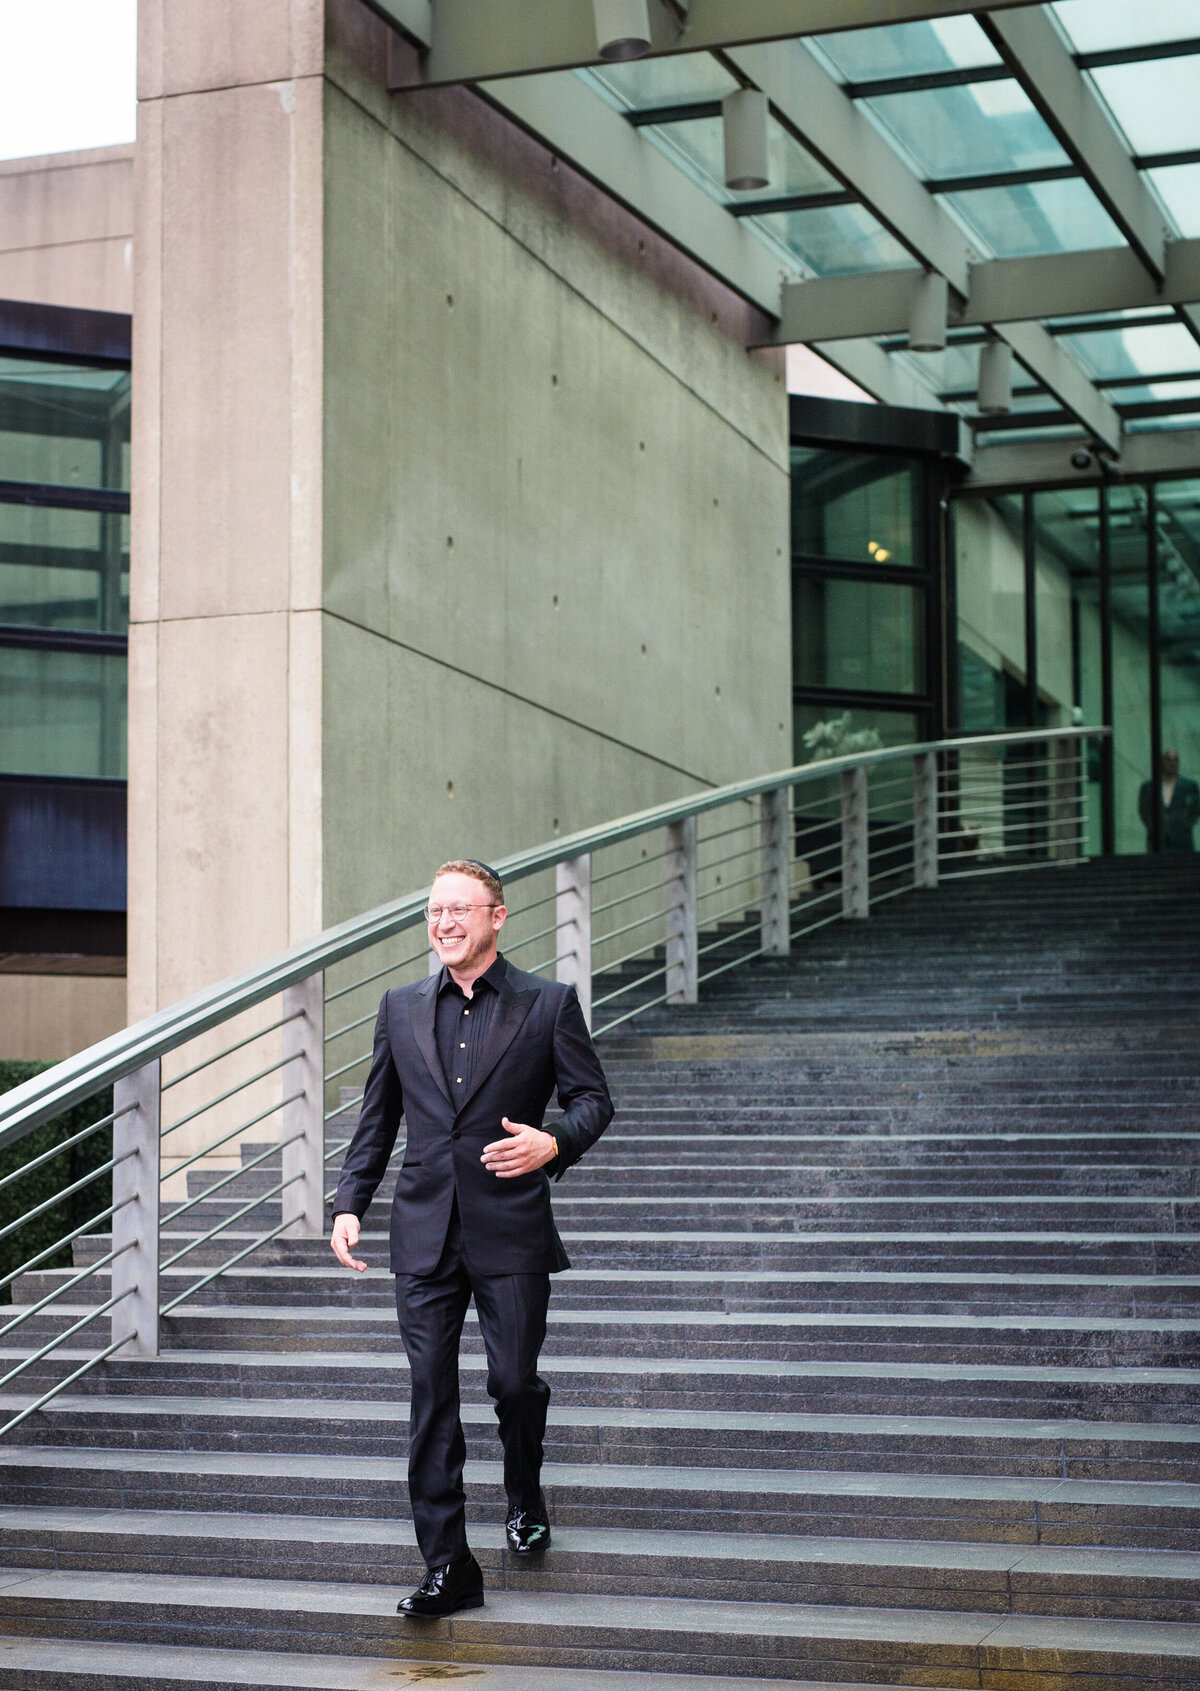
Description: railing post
xmin=111 ymin=1059 xmax=160 ymax=1358
xmin=282 ymin=971 xmax=325 ymax=1237
xmin=841 ymin=765 xmax=869 ymax=919
xmin=665 ymin=816 xmax=698 ymax=1003
xmin=1050 ymin=735 xmax=1079 ymax=862
xmin=760 ymin=788 xmax=791 ymax=956
xmin=913 ymin=751 xmax=939 ymax=890
xmin=557 ymin=854 xmax=592 ymax=1028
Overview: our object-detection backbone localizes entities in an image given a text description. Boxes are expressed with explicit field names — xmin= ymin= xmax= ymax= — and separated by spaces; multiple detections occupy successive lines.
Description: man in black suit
xmin=329 ymin=859 xmax=612 ymax=1618
xmin=1138 ymin=749 xmax=1200 ymax=851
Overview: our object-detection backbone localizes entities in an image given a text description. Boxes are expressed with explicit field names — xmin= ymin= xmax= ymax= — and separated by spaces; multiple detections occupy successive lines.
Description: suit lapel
xmin=459 ymin=960 xmax=535 ymax=1112
xmin=409 ymin=975 xmax=452 ymax=1106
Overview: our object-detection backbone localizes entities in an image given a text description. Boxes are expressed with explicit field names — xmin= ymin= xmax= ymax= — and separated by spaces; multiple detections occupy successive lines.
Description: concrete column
xmin=556 ymin=855 xmax=593 ymax=1028
xmin=281 ymin=972 xmax=324 ymax=1238
xmin=759 ymin=788 xmax=791 ymax=956
xmin=111 ymin=1059 xmax=160 ymax=1358
xmin=665 ymin=816 xmax=698 ymax=1004
xmin=841 ymin=767 xmax=869 ymax=920
xmin=913 ymin=752 xmax=939 ymax=890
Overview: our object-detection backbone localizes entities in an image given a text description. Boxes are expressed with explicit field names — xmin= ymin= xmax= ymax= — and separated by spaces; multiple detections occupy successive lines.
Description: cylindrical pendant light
xmin=722 ymin=88 xmax=770 ymax=192
xmin=907 ymin=271 xmax=948 ymax=353
xmin=978 ymin=338 xmax=1014 ymax=414
xmin=593 ymin=0 xmax=652 ymax=61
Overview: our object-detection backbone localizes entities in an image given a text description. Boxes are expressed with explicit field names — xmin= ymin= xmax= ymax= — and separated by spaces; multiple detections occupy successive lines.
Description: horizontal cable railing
xmin=0 ymin=725 xmax=1108 ymax=1426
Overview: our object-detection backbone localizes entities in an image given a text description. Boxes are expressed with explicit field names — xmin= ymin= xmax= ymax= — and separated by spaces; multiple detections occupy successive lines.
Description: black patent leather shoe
xmin=505 ymin=1495 xmax=551 ymax=1555
xmin=397 ymin=1554 xmax=485 ymax=1617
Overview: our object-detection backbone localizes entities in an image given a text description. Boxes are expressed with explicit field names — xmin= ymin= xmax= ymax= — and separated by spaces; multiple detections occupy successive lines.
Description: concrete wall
xmin=318 ymin=11 xmax=790 ymax=926
xmin=0 ymin=145 xmax=134 ymax=314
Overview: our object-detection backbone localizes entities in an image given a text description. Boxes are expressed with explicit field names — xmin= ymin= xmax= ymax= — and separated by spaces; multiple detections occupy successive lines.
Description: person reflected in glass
xmin=1138 ymin=750 xmax=1200 ymax=851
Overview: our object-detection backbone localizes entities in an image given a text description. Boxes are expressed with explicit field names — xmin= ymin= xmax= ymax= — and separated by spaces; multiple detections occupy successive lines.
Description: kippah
xmin=464 ymin=859 xmax=503 ymax=886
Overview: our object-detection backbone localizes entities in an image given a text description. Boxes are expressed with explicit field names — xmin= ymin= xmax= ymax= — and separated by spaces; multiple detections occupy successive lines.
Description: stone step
xmin=1 ymin=1569 xmax=1198 ymax=1686
xmin=2 ymin=1448 xmax=1196 ymax=1548
xmin=4 ymin=1392 xmax=1198 ymax=1481
xmin=8 ymin=1345 xmax=1200 ymax=1418
xmin=4 ymin=1505 xmax=1200 ymax=1619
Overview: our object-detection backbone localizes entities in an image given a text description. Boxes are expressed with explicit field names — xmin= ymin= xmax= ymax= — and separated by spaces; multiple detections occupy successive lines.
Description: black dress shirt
xmin=434 ymin=952 xmax=506 ymax=1098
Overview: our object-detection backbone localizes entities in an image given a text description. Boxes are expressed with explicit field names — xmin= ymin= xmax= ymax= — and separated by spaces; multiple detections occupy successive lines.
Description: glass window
xmin=810 ymin=17 xmax=1001 ymax=82
xmin=0 ymin=505 xmax=129 ymax=634
xmin=0 ymin=645 xmax=127 ymax=779
xmin=750 ymin=203 xmax=913 ymax=276
xmin=940 ymin=177 xmax=1123 ymax=258
xmin=863 ymin=82 xmax=1067 ymax=181
xmin=793 ymin=701 xmax=921 ymax=763
xmin=1155 ymin=478 xmax=1200 ymax=851
xmin=1145 ymin=164 xmax=1200 ymax=237
xmin=792 ymin=448 xmax=923 ymax=567
xmin=1089 ymin=58 xmax=1200 ymax=155
xmin=953 ymin=492 xmax=1026 ymax=730
xmin=1107 ymin=485 xmax=1154 ymax=854
xmin=1051 ymin=0 xmax=1200 ymax=52
xmin=793 ymin=576 xmax=924 ymax=695
xmin=0 ymin=360 xmax=131 ymax=492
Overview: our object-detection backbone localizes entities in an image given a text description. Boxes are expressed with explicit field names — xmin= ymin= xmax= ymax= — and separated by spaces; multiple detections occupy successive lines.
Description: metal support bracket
xmin=841 ymin=767 xmax=869 ymax=920
xmin=760 ymin=789 xmax=791 ymax=956
xmin=556 ymin=854 xmax=593 ymax=1028
xmin=282 ymin=973 xmax=325 ymax=1237
xmin=111 ymin=1059 xmax=160 ymax=1358
xmin=913 ymin=751 xmax=939 ymax=890
xmin=665 ymin=816 xmax=699 ymax=1003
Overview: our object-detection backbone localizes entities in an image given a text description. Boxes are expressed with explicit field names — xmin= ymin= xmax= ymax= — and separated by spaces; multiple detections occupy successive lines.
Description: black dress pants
xmin=394 ymin=1199 xmax=551 ymax=1568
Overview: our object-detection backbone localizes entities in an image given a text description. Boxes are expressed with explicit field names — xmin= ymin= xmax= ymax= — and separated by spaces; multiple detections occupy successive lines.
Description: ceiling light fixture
xmin=722 ymin=89 xmax=770 ymax=192
xmin=978 ymin=339 xmax=1013 ymax=415
xmin=908 ymin=272 xmax=948 ymax=354
xmin=593 ymin=0 xmax=653 ymax=61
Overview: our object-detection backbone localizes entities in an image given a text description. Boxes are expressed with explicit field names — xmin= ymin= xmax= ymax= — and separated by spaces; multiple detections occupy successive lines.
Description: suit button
xmin=451 ymin=1130 xmax=461 ymax=1140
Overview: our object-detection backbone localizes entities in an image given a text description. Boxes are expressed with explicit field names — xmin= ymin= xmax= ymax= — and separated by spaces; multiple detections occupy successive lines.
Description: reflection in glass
xmin=1033 ymin=488 xmax=1104 ymax=854
xmin=0 ymin=505 xmax=129 ymax=633
xmin=953 ymin=493 xmax=1025 ymax=732
xmin=0 ymin=645 xmax=127 ymax=779
xmin=792 ymin=448 xmax=922 ymax=566
xmin=941 ymin=177 xmax=1122 ymax=258
xmin=793 ymin=576 xmax=923 ymax=695
xmin=0 ymin=359 xmax=131 ymax=491
xmin=1107 ymin=486 xmax=1153 ymax=854
xmin=865 ymin=82 xmax=1065 ymax=181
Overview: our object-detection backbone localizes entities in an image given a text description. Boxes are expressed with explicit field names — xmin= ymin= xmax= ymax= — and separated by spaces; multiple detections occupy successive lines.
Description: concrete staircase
xmin=1 ymin=855 xmax=1199 ymax=1688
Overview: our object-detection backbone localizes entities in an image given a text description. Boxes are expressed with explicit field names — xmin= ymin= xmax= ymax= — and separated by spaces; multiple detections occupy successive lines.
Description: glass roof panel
xmin=1050 ymin=0 xmax=1200 ymax=53
xmin=810 ymin=16 xmax=1001 ymax=82
xmin=1088 ymin=58 xmax=1200 ymax=155
xmin=749 ymin=204 xmax=914 ymax=276
xmin=644 ymin=116 xmax=839 ymax=203
xmin=1108 ymin=380 xmax=1200 ymax=403
xmin=581 ymin=54 xmax=738 ymax=111
xmin=1126 ymin=413 xmax=1200 ymax=432
xmin=1061 ymin=321 xmax=1199 ymax=382
xmin=863 ymin=82 xmax=1068 ymax=181
xmin=940 ymin=177 xmax=1122 ymax=258
xmin=1146 ymin=164 xmax=1200 ymax=236
xmin=941 ymin=178 xmax=1122 ymax=259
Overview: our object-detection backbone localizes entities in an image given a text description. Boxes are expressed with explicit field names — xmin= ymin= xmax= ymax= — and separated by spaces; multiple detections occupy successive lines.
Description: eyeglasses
xmin=425 ymin=902 xmax=497 ymax=923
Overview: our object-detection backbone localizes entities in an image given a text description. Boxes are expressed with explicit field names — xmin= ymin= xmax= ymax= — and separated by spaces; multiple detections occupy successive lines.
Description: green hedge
xmin=0 ymin=1061 xmax=114 ymax=1308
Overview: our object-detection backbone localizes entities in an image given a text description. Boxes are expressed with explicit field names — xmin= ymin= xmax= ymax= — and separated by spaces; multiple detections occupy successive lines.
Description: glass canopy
xmin=573 ymin=5 xmax=1200 ymax=447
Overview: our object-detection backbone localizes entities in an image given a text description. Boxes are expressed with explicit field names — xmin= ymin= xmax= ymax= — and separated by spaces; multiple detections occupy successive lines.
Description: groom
xmin=329 ymin=859 xmax=613 ymax=1616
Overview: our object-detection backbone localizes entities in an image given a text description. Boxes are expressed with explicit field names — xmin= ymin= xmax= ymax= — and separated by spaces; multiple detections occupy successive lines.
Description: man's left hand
xmin=482 ymin=1117 xmax=557 ymax=1177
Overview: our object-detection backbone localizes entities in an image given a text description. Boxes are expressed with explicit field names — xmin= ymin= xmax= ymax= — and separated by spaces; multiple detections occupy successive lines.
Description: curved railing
xmin=0 ymin=725 xmax=1107 ymax=1433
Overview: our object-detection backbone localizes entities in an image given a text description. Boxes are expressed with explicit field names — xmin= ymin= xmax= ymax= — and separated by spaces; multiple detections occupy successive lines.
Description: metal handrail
xmin=0 ymin=725 xmax=1109 ymax=1151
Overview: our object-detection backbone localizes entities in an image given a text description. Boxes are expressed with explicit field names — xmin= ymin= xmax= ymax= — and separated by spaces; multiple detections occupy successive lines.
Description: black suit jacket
xmin=1139 ymin=776 xmax=1200 ymax=851
xmin=331 ymin=956 xmax=613 ymax=1275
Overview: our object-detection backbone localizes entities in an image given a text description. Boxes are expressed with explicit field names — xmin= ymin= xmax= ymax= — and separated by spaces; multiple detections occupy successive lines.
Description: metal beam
xmin=387 ymin=0 xmax=1037 ymax=88
xmin=727 ymin=41 xmax=972 ymax=294
xmin=970 ymin=426 xmax=1200 ymax=490
xmin=980 ymin=7 xmax=1168 ymax=281
xmin=766 ymin=239 xmax=1200 ymax=343
xmin=994 ymin=321 xmax=1120 ymax=453
xmin=362 ymin=0 xmax=433 ymax=47
xmin=479 ymin=73 xmax=786 ymax=318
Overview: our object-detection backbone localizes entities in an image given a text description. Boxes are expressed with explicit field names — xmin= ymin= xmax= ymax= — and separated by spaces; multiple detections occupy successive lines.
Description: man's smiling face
xmin=427 ymin=870 xmax=506 ymax=976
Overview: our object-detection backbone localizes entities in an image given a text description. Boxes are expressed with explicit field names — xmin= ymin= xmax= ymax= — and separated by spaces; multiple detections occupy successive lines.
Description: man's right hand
xmin=330 ymin=1213 xmax=367 ymax=1272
